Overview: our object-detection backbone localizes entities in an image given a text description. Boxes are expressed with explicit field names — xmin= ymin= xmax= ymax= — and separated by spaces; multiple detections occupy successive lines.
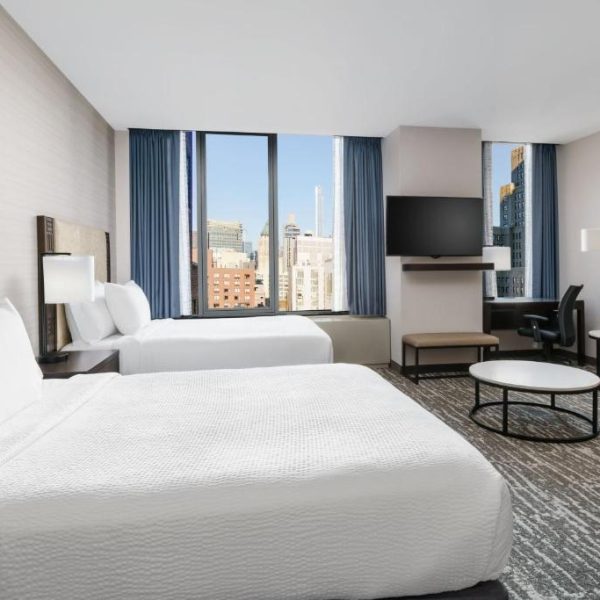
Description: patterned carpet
xmin=374 ymin=366 xmax=600 ymax=600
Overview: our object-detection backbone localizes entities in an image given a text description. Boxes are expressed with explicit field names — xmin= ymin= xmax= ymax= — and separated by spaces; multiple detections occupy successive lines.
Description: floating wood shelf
xmin=402 ymin=262 xmax=494 ymax=272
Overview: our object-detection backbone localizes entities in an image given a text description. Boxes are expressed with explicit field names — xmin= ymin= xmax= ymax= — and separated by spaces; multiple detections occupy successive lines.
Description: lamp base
xmin=38 ymin=351 xmax=69 ymax=364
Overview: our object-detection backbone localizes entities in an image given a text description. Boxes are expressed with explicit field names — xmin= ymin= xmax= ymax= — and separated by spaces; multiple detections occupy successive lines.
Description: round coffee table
xmin=469 ymin=360 xmax=599 ymax=443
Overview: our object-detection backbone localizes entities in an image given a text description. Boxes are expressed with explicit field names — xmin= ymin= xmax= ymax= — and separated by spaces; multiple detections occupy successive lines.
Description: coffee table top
xmin=469 ymin=360 xmax=600 ymax=393
xmin=589 ymin=330 xmax=600 ymax=340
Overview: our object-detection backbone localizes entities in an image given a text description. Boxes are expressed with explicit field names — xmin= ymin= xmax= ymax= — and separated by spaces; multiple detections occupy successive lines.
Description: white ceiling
xmin=4 ymin=0 xmax=600 ymax=142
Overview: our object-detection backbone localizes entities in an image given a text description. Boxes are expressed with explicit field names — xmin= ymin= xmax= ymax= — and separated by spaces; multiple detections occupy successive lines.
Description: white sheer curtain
xmin=482 ymin=142 xmax=497 ymax=298
xmin=523 ymin=143 xmax=533 ymax=297
xmin=179 ymin=132 xmax=192 ymax=315
xmin=332 ymin=136 xmax=347 ymax=312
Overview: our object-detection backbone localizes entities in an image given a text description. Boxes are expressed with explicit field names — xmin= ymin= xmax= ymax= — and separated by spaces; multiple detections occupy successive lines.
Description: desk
xmin=483 ymin=297 xmax=586 ymax=365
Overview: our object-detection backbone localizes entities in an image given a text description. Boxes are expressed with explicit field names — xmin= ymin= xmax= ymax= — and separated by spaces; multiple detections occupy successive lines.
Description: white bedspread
xmin=0 ymin=364 xmax=511 ymax=600
xmin=64 ymin=314 xmax=333 ymax=374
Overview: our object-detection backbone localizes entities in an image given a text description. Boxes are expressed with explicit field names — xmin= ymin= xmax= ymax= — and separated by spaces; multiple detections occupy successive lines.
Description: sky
xmin=198 ymin=133 xmax=333 ymax=249
xmin=199 ymin=136 xmax=516 ymax=239
xmin=491 ymin=142 xmax=520 ymax=225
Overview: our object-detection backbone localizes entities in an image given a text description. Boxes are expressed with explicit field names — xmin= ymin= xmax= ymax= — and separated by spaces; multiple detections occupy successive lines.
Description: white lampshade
xmin=482 ymin=246 xmax=511 ymax=271
xmin=43 ymin=255 xmax=95 ymax=303
xmin=581 ymin=228 xmax=600 ymax=252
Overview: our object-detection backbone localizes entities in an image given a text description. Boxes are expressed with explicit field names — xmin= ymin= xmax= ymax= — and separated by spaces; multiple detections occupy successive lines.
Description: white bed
xmin=34 ymin=218 xmax=333 ymax=374
xmin=62 ymin=314 xmax=334 ymax=374
xmin=0 ymin=363 xmax=511 ymax=600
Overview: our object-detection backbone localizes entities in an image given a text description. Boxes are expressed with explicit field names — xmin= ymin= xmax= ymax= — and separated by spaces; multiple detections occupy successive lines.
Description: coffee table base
xmin=470 ymin=381 xmax=599 ymax=443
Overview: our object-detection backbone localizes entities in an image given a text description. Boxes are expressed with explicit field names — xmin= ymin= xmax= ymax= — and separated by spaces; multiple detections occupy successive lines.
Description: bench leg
xmin=414 ymin=348 xmax=420 ymax=384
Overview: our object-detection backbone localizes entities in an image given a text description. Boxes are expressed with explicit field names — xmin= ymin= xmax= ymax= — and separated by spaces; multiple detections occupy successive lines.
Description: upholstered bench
xmin=402 ymin=332 xmax=500 ymax=384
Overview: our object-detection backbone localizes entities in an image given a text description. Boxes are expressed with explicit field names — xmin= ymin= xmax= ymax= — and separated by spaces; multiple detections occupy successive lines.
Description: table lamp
xmin=482 ymin=245 xmax=511 ymax=300
xmin=40 ymin=254 xmax=95 ymax=363
xmin=581 ymin=228 xmax=600 ymax=252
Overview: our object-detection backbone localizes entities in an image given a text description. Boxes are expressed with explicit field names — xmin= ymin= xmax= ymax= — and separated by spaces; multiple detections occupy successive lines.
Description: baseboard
xmin=559 ymin=349 xmax=596 ymax=366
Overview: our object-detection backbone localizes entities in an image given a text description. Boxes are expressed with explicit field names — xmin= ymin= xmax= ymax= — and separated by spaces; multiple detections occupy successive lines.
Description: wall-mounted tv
xmin=386 ymin=196 xmax=483 ymax=257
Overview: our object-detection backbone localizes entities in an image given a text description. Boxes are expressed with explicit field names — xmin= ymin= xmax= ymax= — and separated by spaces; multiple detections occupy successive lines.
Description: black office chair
xmin=517 ymin=285 xmax=583 ymax=361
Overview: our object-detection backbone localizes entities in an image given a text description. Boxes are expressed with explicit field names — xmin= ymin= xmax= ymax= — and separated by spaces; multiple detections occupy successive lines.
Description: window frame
xmin=483 ymin=140 xmax=533 ymax=299
xmin=195 ymin=131 xmax=278 ymax=318
xmin=191 ymin=131 xmax=347 ymax=319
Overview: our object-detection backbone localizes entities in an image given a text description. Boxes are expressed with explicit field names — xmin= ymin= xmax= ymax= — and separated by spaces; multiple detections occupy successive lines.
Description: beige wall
xmin=0 ymin=7 xmax=115 ymax=352
xmin=558 ymin=130 xmax=600 ymax=359
xmin=383 ymin=126 xmax=484 ymax=364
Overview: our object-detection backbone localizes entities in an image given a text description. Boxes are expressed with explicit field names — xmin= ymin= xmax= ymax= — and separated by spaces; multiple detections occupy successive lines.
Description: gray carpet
xmin=374 ymin=366 xmax=600 ymax=600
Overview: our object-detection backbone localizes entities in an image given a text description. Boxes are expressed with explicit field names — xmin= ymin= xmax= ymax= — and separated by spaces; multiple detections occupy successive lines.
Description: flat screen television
xmin=386 ymin=196 xmax=483 ymax=257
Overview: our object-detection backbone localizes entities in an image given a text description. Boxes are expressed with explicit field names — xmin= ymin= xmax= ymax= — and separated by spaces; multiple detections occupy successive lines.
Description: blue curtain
xmin=130 ymin=129 xmax=181 ymax=318
xmin=343 ymin=137 xmax=386 ymax=315
xmin=531 ymin=144 xmax=558 ymax=298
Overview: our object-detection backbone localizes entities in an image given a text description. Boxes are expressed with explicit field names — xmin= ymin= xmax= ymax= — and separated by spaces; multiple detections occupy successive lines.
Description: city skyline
xmin=491 ymin=142 xmax=520 ymax=226
xmin=194 ymin=134 xmax=334 ymax=245
xmin=493 ymin=145 xmax=526 ymax=297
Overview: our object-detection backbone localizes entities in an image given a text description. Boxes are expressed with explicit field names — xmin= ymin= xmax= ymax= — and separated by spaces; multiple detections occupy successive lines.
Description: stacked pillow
xmin=66 ymin=280 xmax=152 ymax=342
xmin=0 ymin=298 xmax=43 ymax=423
xmin=66 ymin=281 xmax=117 ymax=344
xmin=104 ymin=281 xmax=152 ymax=335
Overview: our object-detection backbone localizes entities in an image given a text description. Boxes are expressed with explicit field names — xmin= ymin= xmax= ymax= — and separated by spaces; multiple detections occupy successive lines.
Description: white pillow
xmin=105 ymin=281 xmax=151 ymax=335
xmin=66 ymin=281 xmax=117 ymax=344
xmin=0 ymin=298 xmax=43 ymax=423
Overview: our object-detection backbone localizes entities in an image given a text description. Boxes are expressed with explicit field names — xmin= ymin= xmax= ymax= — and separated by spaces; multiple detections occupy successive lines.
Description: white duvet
xmin=0 ymin=364 xmax=511 ymax=600
xmin=63 ymin=315 xmax=334 ymax=374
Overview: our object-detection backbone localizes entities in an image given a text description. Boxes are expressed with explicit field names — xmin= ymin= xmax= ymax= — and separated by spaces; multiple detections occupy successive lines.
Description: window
xmin=277 ymin=134 xmax=343 ymax=312
xmin=483 ymin=142 xmax=532 ymax=298
xmin=187 ymin=132 xmax=345 ymax=316
xmin=192 ymin=133 xmax=273 ymax=314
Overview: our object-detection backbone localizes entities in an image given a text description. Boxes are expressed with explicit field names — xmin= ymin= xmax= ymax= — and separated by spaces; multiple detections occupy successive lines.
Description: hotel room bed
xmin=0 ymin=363 xmax=511 ymax=600
xmin=37 ymin=216 xmax=333 ymax=374
xmin=62 ymin=314 xmax=334 ymax=374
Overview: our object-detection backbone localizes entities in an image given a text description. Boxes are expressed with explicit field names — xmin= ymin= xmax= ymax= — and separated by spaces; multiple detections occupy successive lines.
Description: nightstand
xmin=38 ymin=350 xmax=120 ymax=379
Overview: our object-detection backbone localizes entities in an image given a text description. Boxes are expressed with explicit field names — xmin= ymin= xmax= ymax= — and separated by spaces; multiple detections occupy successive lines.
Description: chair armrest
xmin=523 ymin=314 xmax=550 ymax=323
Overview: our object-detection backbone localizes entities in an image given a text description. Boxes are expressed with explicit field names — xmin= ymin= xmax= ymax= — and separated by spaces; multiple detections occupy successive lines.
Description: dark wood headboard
xmin=37 ymin=216 xmax=111 ymax=354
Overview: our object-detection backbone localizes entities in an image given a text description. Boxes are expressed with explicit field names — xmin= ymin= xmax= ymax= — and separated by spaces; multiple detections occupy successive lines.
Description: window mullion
xmin=269 ymin=134 xmax=278 ymax=314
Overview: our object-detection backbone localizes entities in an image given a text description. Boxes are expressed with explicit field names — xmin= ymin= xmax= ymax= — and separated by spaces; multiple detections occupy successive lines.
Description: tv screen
xmin=386 ymin=196 xmax=483 ymax=257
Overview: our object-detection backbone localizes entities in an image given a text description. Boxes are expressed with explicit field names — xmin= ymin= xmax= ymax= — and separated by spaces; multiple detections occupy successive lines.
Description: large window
xmin=188 ymin=133 xmax=344 ymax=316
xmin=483 ymin=142 xmax=532 ymax=298
xmin=277 ymin=135 xmax=338 ymax=311
xmin=201 ymin=133 xmax=272 ymax=313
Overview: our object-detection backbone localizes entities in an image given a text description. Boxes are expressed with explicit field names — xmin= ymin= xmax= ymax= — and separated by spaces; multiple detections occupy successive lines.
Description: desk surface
xmin=485 ymin=297 xmax=559 ymax=304
xmin=485 ymin=297 xmax=584 ymax=306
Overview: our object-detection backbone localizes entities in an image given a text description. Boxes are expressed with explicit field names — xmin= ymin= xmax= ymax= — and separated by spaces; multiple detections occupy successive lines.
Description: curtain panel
xmin=130 ymin=129 xmax=181 ymax=318
xmin=343 ymin=137 xmax=386 ymax=316
xmin=531 ymin=144 xmax=559 ymax=298
xmin=481 ymin=142 xmax=498 ymax=298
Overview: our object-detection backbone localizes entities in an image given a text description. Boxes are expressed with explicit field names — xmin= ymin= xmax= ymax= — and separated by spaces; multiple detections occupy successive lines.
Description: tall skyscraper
xmin=314 ymin=185 xmax=324 ymax=237
xmin=494 ymin=146 xmax=526 ymax=297
xmin=207 ymin=220 xmax=244 ymax=252
xmin=289 ymin=234 xmax=334 ymax=310
xmin=257 ymin=222 xmax=270 ymax=303
xmin=283 ymin=213 xmax=301 ymax=268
